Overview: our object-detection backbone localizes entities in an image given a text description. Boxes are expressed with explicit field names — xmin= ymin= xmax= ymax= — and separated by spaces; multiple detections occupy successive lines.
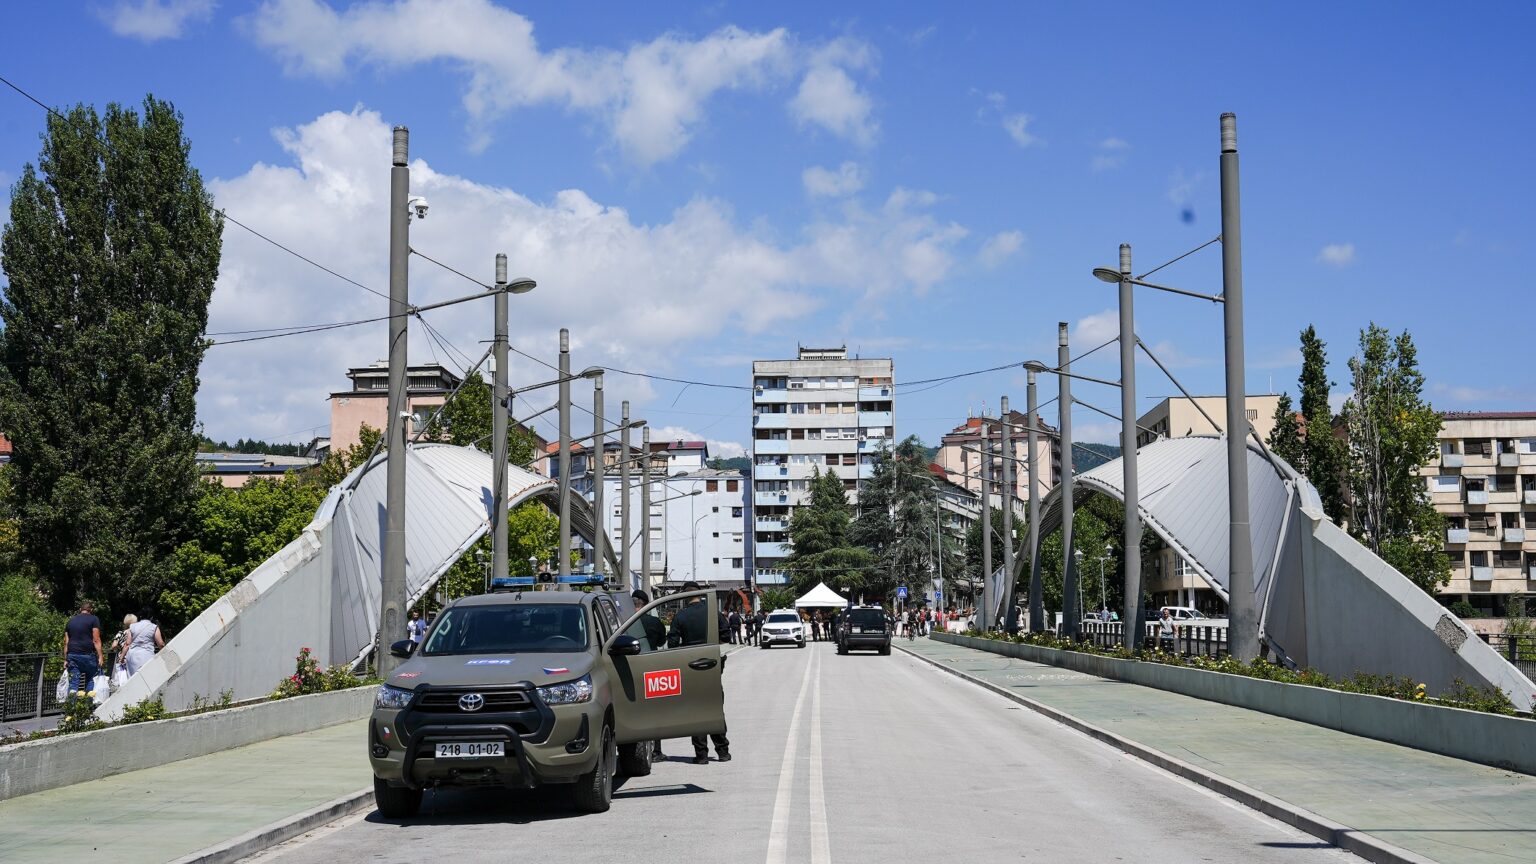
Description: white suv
xmin=759 ymin=610 xmax=806 ymax=648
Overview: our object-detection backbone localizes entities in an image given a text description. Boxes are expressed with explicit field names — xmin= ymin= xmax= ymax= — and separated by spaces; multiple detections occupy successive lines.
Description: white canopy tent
xmin=794 ymin=582 xmax=849 ymax=608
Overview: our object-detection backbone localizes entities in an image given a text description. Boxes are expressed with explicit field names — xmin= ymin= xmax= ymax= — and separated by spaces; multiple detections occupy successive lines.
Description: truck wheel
xmin=879 ymin=645 xmax=891 ymax=656
xmin=836 ymin=642 xmax=848 ymax=655
xmin=572 ymin=722 xmax=615 ymax=813
xmin=618 ymin=740 xmax=653 ymax=777
xmin=373 ymin=776 xmax=421 ymax=819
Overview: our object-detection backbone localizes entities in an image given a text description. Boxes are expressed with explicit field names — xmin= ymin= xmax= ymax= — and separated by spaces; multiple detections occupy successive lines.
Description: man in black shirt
xmin=667 ymin=582 xmax=731 ymax=764
xmin=62 ymin=601 xmax=104 ymax=700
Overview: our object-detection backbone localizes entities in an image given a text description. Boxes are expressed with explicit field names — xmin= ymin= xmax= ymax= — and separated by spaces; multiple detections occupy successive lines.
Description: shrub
xmin=270 ymin=647 xmax=367 ymax=700
xmin=120 ymin=697 xmax=167 ymax=724
xmin=56 ymin=694 xmax=105 ymax=734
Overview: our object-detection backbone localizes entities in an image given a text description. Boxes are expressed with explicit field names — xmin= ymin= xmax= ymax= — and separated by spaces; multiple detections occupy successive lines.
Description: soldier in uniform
xmin=667 ymin=581 xmax=731 ymax=764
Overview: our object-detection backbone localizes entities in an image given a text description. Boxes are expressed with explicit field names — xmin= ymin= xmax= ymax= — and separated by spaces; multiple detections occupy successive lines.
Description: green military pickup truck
xmin=368 ymin=589 xmax=726 ymax=816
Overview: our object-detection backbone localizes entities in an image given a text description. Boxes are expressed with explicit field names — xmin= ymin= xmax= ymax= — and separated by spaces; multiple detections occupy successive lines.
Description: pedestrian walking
xmin=727 ymin=610 xmax=742 ymax=645
xmin=109 ymin=614 xmax=136 ymax=689
xmin=1156 ymin=608 xmax=1176 ymax=651
xmin=62 ymin=601 xmax=104 ymax=700
xmin=123 ymin=610 xmax=164 ymax=677
xmin=407 ymin=610 xmax=427 ymax=647
xmin=667 ymin=581 xmax=730 ymax=764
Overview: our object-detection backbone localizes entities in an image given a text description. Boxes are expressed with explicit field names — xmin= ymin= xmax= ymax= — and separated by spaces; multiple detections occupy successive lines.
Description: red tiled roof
xmin=0 ymin=434 xmax=10 ymax=456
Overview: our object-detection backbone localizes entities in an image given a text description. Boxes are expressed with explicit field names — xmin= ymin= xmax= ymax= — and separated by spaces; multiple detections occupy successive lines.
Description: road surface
xmin=255 ymin=640 xmax=1354 ymax=863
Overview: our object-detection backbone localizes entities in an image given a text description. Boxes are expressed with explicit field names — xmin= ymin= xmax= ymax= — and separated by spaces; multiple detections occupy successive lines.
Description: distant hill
xmin=708 ymin=456 xmax=751 ymax=472
xmin=1072 ymin=443 xmax=1121 ymax=473
xmin=918 ymin=443 xmax=939 ymax=463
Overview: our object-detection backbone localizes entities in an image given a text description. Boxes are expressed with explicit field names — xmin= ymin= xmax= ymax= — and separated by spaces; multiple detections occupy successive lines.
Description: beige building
xmin=1135 ymin=394 xmax=1282 ymax=448
xmin=1422 ymin=412 xmax=1536 ymax=623
xmin=329 ymin=361 xmax=461 ymax=452
xmin=936 ymin=412 xmax=1059 ymax=505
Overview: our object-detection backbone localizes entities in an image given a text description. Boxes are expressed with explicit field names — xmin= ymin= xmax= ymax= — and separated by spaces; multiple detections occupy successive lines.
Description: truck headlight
xmin=537 ymin=675 xmax=593 ymax=705
xmin=375 ymin=683 xmax=413 ymax=710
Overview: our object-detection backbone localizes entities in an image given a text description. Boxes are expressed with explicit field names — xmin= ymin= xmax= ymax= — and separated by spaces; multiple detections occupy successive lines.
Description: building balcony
xmin=754 ymin=490 xmax=790 ymax=506
xmin=1505 ymin=528 xmax=1527 ymax=543
xmin=1466 ymin=490 xmax=1490 ymax=506
xmin=1471 ymin=566 xmax=1494 ymax=581
xmin=1442 ymin=454 xmax=1464 ymax=468
xmin=1525 ymin=490 xmax=1536 ymax=505
xmin=754 ymin=569 xmax=789 ymax=586
xmin=753 ymin=413 xmax=790 ymax=429
xmin=753 ymin=388 xmax=789 ymax=403
xmin=1447 ymin=528 xmax=1470 ymax=544
xmin=859 ymin=385 xmax=893 ymax=400
xmin=1498 ymin=452 xmax=1520 ymax=468
xmin=858 ymin=411 xmax=893 ymax=428
xmin=756 ymin=541 xmax=790 ymax=559
xmin=755 ymin=516 xmax=788 ymax=532
xmin=754 ymin=439 xmax=789 ymax=455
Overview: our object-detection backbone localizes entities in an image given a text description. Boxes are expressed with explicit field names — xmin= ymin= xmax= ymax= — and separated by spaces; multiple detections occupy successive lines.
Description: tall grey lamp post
xmin=1088 ymin=114 xmax=1254 ymax=660
xmin=1058 ymin=323 xmax=1079 ymax=640
xmin=557 ymin=329 xmax=572 ymax=579
xmin=1000 ymin=395 xmax=1016 ymax=631
xmin=979 ymin=421 xmax=992 ymax=630
xmin=379 ymin=125 xmax=411 ymax=676
xmin=490 ymin=254 xmax=535 ymax=584
xmin=640 ymin=427 xmax=651 ymax=594
xmin=1117 ymin=243 xmax=1143 ymax=649
xmin=1024 ymin=361 xmax=1045 ymax=632
xmin=591 ymin=374 xmax=606 ymax=580
xmin=620 ymin=401 xmax=632 ymax=587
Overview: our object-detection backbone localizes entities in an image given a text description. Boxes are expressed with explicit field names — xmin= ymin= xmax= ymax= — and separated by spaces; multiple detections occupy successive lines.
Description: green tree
xmin=850 ymin=437 xmax=946 ymax=601
xmin=757 ymin=586 xmax=796 ymax=613
xmin=1267 ymin=393 xmax=1304 ymax=469
xmin=0 ymin=573 xmax=67 ymax=654
xmin=159 ymin=475 xmax=328 ymax=629
xmin=433 ymin=500 xmax=561 ymax=605
xmin=784 ymin=469 xmax=872 ymax=596
xmin=1340 ymin=324 xmax=1449 ymax=593
xmin=0 ymin=96 xmax=222 ymax=614
xmin=1298 ymin=326 xmax=1346 ymax=520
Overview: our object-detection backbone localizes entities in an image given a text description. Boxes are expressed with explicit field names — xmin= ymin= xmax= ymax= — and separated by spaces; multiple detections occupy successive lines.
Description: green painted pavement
xmin=903 ymin=637 xmax=1536 ymax=864
xmin=0 ymin=720 xmax=369 ymax=864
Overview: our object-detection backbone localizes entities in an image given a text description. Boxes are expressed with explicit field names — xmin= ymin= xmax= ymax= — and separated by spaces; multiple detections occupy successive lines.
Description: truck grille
xmin=416 ymin=691 xmax=532 ymax=713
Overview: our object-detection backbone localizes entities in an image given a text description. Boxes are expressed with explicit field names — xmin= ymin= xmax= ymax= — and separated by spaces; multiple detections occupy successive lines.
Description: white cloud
xmin=1091 ymin=137 xmax=1129 ymax=172
xmin=977 ymin=230 xmax=1024 ymax=268
xmin=647 ymin=426 xmax=745 ymax=460
xmin=101 ymin=0 xmax=216 ymax=40
xmin=1071 ymin=308 xmax=1119 ymax=348
xmin=802 ymin=161 xmax=866 ymax=198
xmin=1317 ymin=243 xmax=1356 ymax=267
xmin=788 ymin=39 xmax=878 ymax=146
xmin=199 ymin=108 xmax=971 ymax=442
xmin=1002 ymin=113 xmax=1036 ymax=148
xmin=1167 ymin=168 xmax=1205 ymax=206
xmin=244 ymin=0 xmax=874 ymax=164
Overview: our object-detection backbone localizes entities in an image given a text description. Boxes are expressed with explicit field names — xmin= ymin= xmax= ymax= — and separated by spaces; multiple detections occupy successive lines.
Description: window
xmin=1245 ymin=409 xmax=1258 ymax=420
xmin=791 ymin=403 xmax=806 ymax=414
xmin=1431 ymin=475 xmax=1460 ymax=493
xmin=712 ymin=532 xmax=720 ymax=538
xmin=707 ymin=480 xmax=719 ymax=492
xmin=732 ymin=506 xmax=743 ymax=517
xmin=713 ymin=557 xmax=720 ymax=564
xmin=727 ymin=480 xmax=739 ymax=492
xmin=731 ymin=558 xmax=743 ymax=569
xmin=1496 ymin=551 xmax=1522 ymax=566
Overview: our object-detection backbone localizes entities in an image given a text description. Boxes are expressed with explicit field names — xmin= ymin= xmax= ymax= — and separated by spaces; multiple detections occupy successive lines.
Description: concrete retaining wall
xmin=0 ymin=686 xmax=374 ymax=801
xmin=935 ymin=633 xmax=1536 ymax=776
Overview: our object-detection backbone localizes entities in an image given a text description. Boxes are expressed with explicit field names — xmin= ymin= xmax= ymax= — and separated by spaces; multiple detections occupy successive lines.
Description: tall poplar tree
xmin=0 ymin=97 xmax=222 ymax=613
xmin=1298 ymin=326 xmax=1346 ymax=520
xmin=784 ymin=469 xmax=871 ymax=595
xmin=1341 ymin=325 xmax=1448 ymax=593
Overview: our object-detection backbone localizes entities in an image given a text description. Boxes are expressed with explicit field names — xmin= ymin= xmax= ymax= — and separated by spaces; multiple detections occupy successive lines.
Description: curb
xmin=170 ymin=787 xmax=373 ymax=864
xmin=894 ymin=641 xmax=1437 ymax=864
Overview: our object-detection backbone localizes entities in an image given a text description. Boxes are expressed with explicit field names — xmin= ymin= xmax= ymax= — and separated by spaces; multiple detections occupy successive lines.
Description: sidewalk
xmin=901 ymin=637 xmax=1536 ymax=864
xmin=0 ymin=720 xmax=370 ymax=864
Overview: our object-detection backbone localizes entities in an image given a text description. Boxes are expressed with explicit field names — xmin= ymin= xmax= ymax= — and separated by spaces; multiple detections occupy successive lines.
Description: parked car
xmin=1159 ymin=606 xmax=1228 ymax=625
xmin=759 ymin=609 xmax=807 ymax=648
xmin=368 ymin=590 xmax=726 ymax=817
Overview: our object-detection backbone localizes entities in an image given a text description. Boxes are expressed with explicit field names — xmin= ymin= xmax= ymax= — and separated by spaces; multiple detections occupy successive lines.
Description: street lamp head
xmin=1092 ymin=267 xmax=1121 ymax=284
xmin=507 ymin=277 xmax=536 ymax=295
xmin=626 ymin=419 xmax=646 ymax=429
xmin=1023 ymin=360 xmax=1047 ymax=374
xmin=578 ymin=366 xmax=604 ymax=380
xmin=689 ymin=489 xmax=703 ymax=496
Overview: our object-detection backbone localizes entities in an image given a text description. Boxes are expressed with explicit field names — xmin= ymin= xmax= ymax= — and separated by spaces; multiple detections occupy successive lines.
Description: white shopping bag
xmin=91 ymin=674 xmax=111 ymax=705
xmin=111 ymin=665 xmax=130 ymax=689
xmin=55 ymin=672 xmax=68 ymax=703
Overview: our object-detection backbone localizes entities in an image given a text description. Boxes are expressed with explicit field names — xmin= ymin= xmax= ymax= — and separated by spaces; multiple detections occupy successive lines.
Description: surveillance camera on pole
xmin=407 ymin=196 xmax=429 ymax=220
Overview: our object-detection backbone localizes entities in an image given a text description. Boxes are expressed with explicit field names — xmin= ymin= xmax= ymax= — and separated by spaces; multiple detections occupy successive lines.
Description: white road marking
xmin=765 ymin=646 xmax=817 ymax=864
xmin=808 ymin=650 xmax=830 ymax=864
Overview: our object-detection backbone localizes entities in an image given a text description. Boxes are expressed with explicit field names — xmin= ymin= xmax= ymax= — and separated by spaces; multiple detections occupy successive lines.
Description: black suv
xmin=836 ymin=606 xmax=891 ymax=655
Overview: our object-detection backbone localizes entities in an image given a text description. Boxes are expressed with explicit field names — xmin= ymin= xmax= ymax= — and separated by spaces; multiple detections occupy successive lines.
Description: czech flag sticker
xmin=543 ymin=667 xmax=569 ymax=675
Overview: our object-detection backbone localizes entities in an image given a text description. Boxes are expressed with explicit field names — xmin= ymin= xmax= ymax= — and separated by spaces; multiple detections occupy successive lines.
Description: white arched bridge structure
xmin=1032 ymin=435 xmax=1534 ymax=713
xmin=99 ymin=444 xmax=617 ymax=720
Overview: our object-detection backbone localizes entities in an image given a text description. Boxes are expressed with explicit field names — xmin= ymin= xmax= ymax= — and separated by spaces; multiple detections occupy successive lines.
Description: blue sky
xmin=2 ymin=1 xmax=1533 ymax=454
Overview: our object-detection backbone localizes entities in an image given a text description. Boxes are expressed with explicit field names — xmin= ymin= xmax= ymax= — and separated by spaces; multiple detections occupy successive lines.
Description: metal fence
xmin=1479 ymin=633 xmax=1536 ymax=681
xmin=1 ymin=653 xmax=66 ymax=722
xmin=1078 ymin=620 xmax=1230 ymax=659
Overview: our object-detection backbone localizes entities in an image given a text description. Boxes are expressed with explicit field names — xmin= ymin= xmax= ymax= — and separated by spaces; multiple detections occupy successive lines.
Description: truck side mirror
xmin=389 ymin=639 xmax=415 ymax=659
xmin=609 ymin=635 xmax=643 ymax=656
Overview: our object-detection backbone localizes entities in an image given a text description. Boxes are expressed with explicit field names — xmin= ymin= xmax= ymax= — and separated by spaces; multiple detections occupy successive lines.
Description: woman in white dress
xmin=124 ymin=609 xmax=165 ymax=676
